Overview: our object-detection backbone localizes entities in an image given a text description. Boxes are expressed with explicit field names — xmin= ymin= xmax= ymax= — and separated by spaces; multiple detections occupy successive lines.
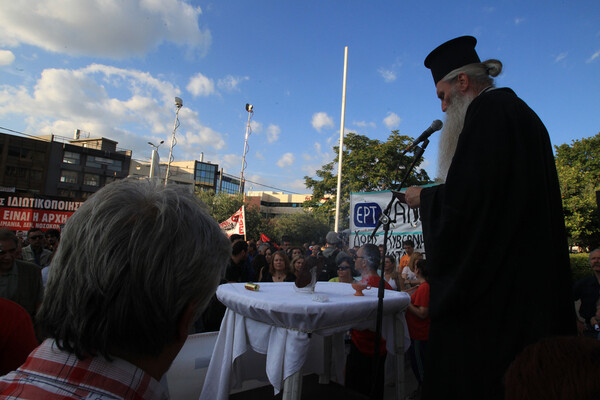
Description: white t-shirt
xmin=402 ymin=266 xmax=417 ymax=282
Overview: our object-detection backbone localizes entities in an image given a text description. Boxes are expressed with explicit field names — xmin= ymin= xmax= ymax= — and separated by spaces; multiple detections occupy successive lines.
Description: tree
xmin=555 ymin=133 xmax=600 ymax=250
xmin=270 ymin=212 xmax=330 ymax=245
xmin=304 ymin=130 xmax=432 ymax=229
xmin=194 ymin=190 xmax=268 ymax=240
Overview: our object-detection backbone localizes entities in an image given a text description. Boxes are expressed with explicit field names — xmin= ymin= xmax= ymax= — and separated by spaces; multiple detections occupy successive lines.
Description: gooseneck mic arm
xmin=403 ymin=119 xmax=443 ymax=154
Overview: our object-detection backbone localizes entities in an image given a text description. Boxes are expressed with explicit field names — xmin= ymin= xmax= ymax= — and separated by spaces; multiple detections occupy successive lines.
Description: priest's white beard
xmin=436 ymin=88 xmax=475 ymax=182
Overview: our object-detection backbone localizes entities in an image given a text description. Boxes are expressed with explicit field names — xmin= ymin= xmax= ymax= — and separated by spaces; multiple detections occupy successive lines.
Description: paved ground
xmin=229 ymin=362 xmax=419 ymax=400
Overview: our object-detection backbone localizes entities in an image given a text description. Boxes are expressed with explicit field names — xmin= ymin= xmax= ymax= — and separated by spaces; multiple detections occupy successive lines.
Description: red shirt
xmin=0 ymin=299 xmax=38 ymax=375
xmin=351 ymin=275 xmax=393 ymax=355
xmin=406 ymin=281 xmax=430 ymax=341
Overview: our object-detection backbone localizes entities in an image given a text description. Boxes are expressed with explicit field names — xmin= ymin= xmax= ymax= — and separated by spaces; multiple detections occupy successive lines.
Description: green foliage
xmin=555 ymin=134 xmax=600 ymax=249
xmin=194 ymin=189 xmax=268 ymax=240
xmin=304 ymin=130 xmax=432 ymax=228
xmin=570 ymin=253 xmax=593 ymax=282
xmin=269 ymin=212 xmax=330 ymax=245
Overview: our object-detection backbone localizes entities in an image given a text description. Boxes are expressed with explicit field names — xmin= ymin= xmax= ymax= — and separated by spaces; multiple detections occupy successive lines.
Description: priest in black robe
xmin=405 ymin=36 xmax=575 ymax=399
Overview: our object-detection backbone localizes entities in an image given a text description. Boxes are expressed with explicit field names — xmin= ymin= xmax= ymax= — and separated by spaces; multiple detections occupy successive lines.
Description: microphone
xmin=404 ymin=120 xmax=443 ymax=153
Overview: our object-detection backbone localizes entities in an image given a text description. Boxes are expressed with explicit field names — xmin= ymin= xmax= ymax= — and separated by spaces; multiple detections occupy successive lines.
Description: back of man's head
xmin=361 ymin=243 xmax=380 ymax=271
xmin=37 ymin=179 xmax=231 ymax=360
xmin=232 ymin=240 xmax=248 ymax=257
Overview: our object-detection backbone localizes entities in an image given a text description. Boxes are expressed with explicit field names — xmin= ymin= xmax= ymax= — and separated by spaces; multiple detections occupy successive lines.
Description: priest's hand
xmin=405 ymin=187 xmax=422 ymax=208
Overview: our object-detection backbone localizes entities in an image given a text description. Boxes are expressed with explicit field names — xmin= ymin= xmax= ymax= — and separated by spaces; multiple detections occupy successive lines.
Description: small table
xmin=199 ymin=282 xmax=411 ymax=400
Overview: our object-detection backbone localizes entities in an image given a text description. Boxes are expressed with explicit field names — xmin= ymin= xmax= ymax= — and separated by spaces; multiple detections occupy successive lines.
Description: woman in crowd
xmin=383 ymin=255 xmax=404 ymax=291
xmin=291 ymin=255 xmax=305 ymax=275
xmin=289 ymin=246 xmax=304 ymax=261
xmin=402 ymin=251 xmax=423 ymax=289
xmin=329 ymin=255 xmax=355 ymax=283
xmin=259 ymin=250 xmax=295 ymax=282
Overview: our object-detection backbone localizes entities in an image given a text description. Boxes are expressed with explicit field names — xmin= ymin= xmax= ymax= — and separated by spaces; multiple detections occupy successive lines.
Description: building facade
xmin=129 ymin=159 xmax=242 ymax=194
xmin=245 ymin=191 xmax=331 ymax=217
xmin=0 ymin=132 xmax=131 ymax=201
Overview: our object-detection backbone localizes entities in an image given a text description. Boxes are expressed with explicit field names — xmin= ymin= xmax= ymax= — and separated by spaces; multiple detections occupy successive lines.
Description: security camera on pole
xmin=240 ymin=103 xmax=254 ymax=198
xmin=165 ymin=97 xmax=183 ymax=186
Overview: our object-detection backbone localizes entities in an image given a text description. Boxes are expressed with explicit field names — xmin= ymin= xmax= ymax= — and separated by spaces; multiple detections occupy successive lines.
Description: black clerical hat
xmin=424 ymin=36 xmax=480 ymax=84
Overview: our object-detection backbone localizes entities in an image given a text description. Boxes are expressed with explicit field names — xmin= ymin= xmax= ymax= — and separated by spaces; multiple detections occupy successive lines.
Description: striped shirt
xmin=0 ymin=340 xmax=167 ymax=400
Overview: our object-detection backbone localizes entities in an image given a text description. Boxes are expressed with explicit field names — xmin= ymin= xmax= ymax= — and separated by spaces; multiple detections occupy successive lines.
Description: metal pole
xmin=165 ymin=103 xmax=182 ymax=186
xmin=334 ymin=46 xmax=349 ymax=232
xmin=240 ymin=106 xmax=253 ymax=199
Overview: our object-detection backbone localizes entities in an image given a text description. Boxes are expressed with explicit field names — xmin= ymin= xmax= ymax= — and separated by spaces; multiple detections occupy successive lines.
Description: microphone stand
xmin=369 ymin=138 xmax=430 ymax=400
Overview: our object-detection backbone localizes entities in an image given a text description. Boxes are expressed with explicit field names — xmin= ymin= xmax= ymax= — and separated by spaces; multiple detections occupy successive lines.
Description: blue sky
xmin=0 ymin=1 xmax=598 ymax=194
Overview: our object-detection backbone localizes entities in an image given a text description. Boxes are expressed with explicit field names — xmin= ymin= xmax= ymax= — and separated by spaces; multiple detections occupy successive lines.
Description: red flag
xmin=260 ymin=233 xmax=280 ymax=249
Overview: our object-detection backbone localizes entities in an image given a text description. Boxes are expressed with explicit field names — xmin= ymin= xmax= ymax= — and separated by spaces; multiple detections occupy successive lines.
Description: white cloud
xmin=217 ymin=75 xmax=249 ymax=91
xmin=554 ymin=52 xmax=568 ymax=63
xmin=250 ymin=120 xmax=263 ymax=133
xmin=289 ymin=179 xmax=307 ymax=191
xmin=514 ymin=17 xmax=525 ymax=25
xmin=0 ymin=49 xmax=15 ymax=66
xmin=0 ymin=63 xmax=225 ymax=158
xmin=378 ymin=68 xmax=396 ymax=83
xmin=187 ymin=73 xmax=215 ymax=97
xmin=312 ymin=112 xmax=334 ymax=132
xmin=353 ymin=120 xmax=376 ymax=128
xmin=277 ymin=152 xmax=295 ymax=168
xmin=383 ymin=112 xmax=401 ymax=129
xmin=587 ymin=50 xmax=600 ymax=63
xmin=221 ymin=153 xmax=241 ymax=171
xmin=0 ymin=1 xmax=211 ymax=58
xmin=255 ymin=151 xmax=264 ymax=160
xmin=266 ymin=124 xmax=281 ymax=143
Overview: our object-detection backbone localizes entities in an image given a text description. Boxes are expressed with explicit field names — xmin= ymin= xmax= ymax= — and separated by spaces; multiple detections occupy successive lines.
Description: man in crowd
xmin=21 ymin=228 xmax=52 ymax=268
xmin=226 ymin=240 xmax=250 ymax=282
xmin=0 ymin=179 xmax=231 ymax=398
xmin=398 ymin=239 xmax=414 ymax=272
xmin=0 ymin=229 xmax=43 ymax=320
xmin=318 ymin=231 xmax=340 ymax=280
xmin=574 ymin=248 xmax=600 ymax=337
xmin=405 ymin=36 xmax=574 ymax=399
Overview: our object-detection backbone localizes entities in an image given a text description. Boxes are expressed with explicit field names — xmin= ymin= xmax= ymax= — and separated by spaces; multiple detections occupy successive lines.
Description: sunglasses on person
xmin=337 ymin=265 xmax=350 ymax=271
xmin=29 ymin=235 xmax=44 ymax=240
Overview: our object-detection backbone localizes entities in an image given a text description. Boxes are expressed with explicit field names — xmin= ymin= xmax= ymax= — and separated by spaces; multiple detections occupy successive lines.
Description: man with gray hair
xmin=0 ymin=179 xmax=231 ymax=399
xmin=405 ymin=36 xmax=574 ymax=399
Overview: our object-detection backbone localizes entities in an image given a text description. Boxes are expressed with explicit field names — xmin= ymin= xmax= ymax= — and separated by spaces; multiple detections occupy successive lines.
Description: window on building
xmin=63 ymin=151 xmax=81 ymax=165
xmin=195 ymin=163 xmax=218 ymax=187
xmin=5 ymin=166 xmax=28 ymax=178
xmin=106 ymin=160 xmax=122 ymax=172
xmin=85 ymin=156 xmax=102 ymax=168
xmin=83 ymin=174 xmax=100 ymax=187
xmin=30 ymin=170 xmax=43 ymax=182
xmin=58 ymin=189 xmax=77 ymax=198
xmin=60 ymin=170 xmax=78 ymax=184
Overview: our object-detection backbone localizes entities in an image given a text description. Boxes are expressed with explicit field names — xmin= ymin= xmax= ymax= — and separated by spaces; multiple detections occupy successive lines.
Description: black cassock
xmin=419 ymin=88 xmax=575 ymax=399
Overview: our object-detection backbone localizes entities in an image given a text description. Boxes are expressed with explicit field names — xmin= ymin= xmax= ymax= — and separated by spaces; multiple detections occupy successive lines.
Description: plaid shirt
xmin=0 ymin=340 xmax=168 ymax=400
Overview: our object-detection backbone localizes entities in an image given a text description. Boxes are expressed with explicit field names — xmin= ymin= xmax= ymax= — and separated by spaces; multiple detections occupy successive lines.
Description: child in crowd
xmin=405 ymin=259 xmax=430 ymax=399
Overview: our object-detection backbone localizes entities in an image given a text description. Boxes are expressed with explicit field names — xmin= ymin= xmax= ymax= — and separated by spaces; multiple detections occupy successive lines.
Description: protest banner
xmin=349 ymin=187 xmax=433 ymax=259
xmin=0 ymin=193 xmax=83 ymax=231
xmin=219 ymin=206 xmax=246 ymax=238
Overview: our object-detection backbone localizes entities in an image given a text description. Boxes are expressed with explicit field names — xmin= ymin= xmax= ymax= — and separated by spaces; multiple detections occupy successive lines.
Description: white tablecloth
xmin=199 ymin=282 xmax=410 ymax=400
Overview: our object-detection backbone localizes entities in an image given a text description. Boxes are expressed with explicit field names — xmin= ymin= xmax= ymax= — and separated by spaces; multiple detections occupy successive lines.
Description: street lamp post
xmin=240 ymin=103 xmax=254 ymax=199
xmin=165 ymin=97 xmax=183 ymax=186
xmin=147 ymin=141 xmax=164 ymax=179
